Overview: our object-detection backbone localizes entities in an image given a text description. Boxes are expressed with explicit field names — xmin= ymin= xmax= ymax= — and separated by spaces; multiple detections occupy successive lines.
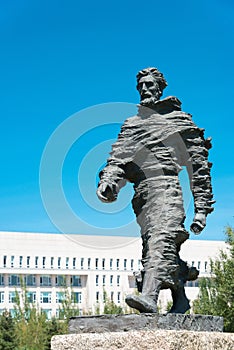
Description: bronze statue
xmin=97 ymin=68 xmax=214 ymax=313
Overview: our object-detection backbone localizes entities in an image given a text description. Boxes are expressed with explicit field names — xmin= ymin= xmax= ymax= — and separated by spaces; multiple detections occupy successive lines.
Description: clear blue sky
xmin=0 ymin=0 xmax=233 ymax=240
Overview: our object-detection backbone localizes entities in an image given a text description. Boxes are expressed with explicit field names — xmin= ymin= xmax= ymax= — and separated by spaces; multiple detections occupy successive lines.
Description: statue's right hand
xmin=96 ymin=183 xmax=117 ymax=203
xmin=190 ymin=213 xmax=206 ymax=235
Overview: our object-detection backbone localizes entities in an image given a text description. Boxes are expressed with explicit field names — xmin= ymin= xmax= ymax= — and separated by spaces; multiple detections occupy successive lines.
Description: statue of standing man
xmin=97 ymin=68 xmax=214 ymax=313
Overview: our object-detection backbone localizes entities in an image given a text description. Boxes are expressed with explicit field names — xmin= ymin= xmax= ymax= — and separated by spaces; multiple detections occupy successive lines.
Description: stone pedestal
xmin=51 ymin=314 xmax=232 ymax=349
xmin=51 ymin=329 xmax=234 ymax=350
xmin=69 ymin=313 xmax=223 ymax=333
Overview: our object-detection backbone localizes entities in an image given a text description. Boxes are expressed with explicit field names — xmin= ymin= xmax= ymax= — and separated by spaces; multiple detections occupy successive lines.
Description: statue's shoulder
xmin=157 ymin=96 xmax=182 ymax=112
xmin=123 ymin=115 xmax=141 ymax=126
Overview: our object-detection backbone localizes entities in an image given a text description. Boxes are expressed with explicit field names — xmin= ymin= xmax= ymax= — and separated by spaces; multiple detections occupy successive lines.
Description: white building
xmin=0 ymin=231 xmax=227 ymax=318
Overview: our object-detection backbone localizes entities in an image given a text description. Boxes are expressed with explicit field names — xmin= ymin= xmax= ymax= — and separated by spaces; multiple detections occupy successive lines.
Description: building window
xmin=117 ymin=292 xmax=121 ymax=304
xmin=0 ymin=275 xmax=4 ymax=286
xmin=3 ymin=256 xmax=7 ymax=268
xmin=27 ymin=292 xmax=36 ymax=303
xmin=72 ymin=292 xmax=82 ymax=303
xmin=110 ymin=258 xmax=113 ymax=270
xmin=81 ymin=258 xmax=84 ymax=270
xmin=24 ymin=275 xmax=36 ymax=286
xmin=58 ymin=257 xmax=61 ymax=269
xmin=0 ymin=292 xmax=4 ymax=303
xmin=9 ymin=274 xmax=20 ymax=286
xmin=138 ymin=260 xmax=141 ymax=270
xmin=102 ymin=275 xmax=106 ymax=286
xmin=204 ymin=261 xmax=208 ymax=271
xmin=197 ymin=261 xmax=201 ymax=270
xmin=11 ymin=256 xmax=14 ymax=268
xmin=71 ymin=275 xmax=81 ymax=287
xmin=42 ymin=257 xmax=46 ymax=269
xmin=51 ymin=257 xmax=54 ymax=269
xmin=116 ymin=259 xmax=120 ymax=270
xmin=96 ymin=291 xmax=99 ymax=302
xmin=66 ymin=257 xmax=69 ymax=269
xmin=102 ymin=258 xmax=105 ymax=270
xmin=40 ymin=275 xmax=51 ymax=286
xmin=110 ymin=275 xmax=113 ymax=286
xmin=191 ymin=261 xmax=195 ymax=267
xmin=55 ymin=275 xmax=66 ymax=286
xmin=56 ymin=292 xmax=65 ymax=303
xmin=111 ymin=291 xmax=114 ymax=302
xmin=26 ymin=256 xmax=30 ymax=268
xmin=128 ymin=276 xmax=137 ymax=288
xmin=117 ymin=275 xmax=120 ymax=286
xmin=131 ymin=259 xmax=134 ymax=271
xmin=35 ymin=256 xmax=38 ymax=268
xmin=96 ymin=275 xmax=99 ymax=286
xmin=88 ymin=258 xmax=91 ymax=270
xmin=73 ymin=258 xmax=76 ymax=269
xmin=124 ymin=259 xmax=127 ymax=270
xmin=95 ymin=258 xmax=99 ymax=270
xmin=9 ymin=292 xmax=17 ymax=303
xmin=19 ymin=256 xmax=23 ymax=268
xmin=40 ymin=292 xmax=52 ymax=303
xmin=42 ymin=309 xmax=52 ymax=320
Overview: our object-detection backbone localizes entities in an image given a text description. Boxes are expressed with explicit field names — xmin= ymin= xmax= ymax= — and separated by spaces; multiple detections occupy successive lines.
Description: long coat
xmin=98 ymin=96 xmax=214 ymax=288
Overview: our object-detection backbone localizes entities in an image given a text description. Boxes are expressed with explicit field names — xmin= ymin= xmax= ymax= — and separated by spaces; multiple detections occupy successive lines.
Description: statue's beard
xmin=140 ymin=91 xmax=161 ymax=106
xmin=140 ymin=95 xmax=159 ymax=106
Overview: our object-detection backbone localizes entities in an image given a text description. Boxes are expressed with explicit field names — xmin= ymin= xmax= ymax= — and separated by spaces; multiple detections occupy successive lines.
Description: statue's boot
xmin=169 ymin=284 xmax=190 ymax=314
xmin=125 ymin=271 xmax=161 ymax=313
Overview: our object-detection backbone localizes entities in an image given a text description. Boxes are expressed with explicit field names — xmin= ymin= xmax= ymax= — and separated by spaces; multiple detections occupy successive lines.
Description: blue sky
xmin=0 ymin=0 xmax=233 ymax=240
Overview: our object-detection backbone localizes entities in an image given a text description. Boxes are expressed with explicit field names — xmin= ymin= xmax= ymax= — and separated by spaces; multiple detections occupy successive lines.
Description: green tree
xmin=103 ymin=290 xmax=124 ymax=315
xmin=14 ymin=282 xmax=81 ymax=349
xmin=45 ymin=317 xmax=67 ymax=350
xmin=0 ymin=311 xmax=16 ymax=350
xmin=193 ymin=226 xmax=234 ymax=332
xmin=58 ymin=287 xmax=81 ymax=321
xmin=13 ymin=285 xmax=48 ymax=350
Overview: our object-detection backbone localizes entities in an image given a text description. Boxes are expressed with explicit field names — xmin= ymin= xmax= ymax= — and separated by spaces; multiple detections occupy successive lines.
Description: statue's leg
xmin=128 ymin=177 xmax=187 ymax=313
xmin=126 ymin=224 xmax=180 ymax=313
xmin=125 ymin=270 xmax=161 ymax=313
xmin=168 ymin=245 xmax=199 ymax=314
xmin=126 ymin=200 xmax=163 ymax=312
xmin=169 ymin=283 xmax=190 ymax=314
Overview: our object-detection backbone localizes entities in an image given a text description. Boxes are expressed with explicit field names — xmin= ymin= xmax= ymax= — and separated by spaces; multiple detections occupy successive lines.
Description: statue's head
xmin=136 ymin=67 xmax=167 ymax=106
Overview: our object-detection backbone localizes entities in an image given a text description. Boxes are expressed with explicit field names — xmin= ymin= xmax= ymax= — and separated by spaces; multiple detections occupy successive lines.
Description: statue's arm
xmin=183 ymin=128 xmax=215 ymax=234
xmin=97 ymin=120 xmax=133 ymax=203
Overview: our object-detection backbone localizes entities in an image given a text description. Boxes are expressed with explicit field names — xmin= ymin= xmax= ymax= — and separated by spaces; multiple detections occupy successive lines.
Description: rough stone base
xmin=51 ymin=330 xmax=234 ymax=350
xmin=69 ymin=313 xmax=223 ymax=333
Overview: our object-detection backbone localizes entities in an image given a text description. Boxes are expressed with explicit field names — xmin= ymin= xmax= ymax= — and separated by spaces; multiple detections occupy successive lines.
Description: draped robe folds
xmin=98 ymin=96 xmax=214 ymax=289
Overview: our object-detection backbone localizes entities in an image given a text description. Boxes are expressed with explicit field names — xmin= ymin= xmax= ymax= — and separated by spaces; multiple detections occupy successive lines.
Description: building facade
xmin=0 ymin=231 xmax=227 ymax=317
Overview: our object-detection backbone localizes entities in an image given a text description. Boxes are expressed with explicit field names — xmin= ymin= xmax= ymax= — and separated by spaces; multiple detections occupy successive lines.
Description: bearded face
xmin=137 ymin=75 xmax=162 ymax=106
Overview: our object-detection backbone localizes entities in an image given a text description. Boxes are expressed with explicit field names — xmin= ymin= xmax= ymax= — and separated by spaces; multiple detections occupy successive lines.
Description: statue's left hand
xmin=96 ymin=182 xmax=118 ymax=203
xmin=190 ymin=213 xmax=206 ymax=235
